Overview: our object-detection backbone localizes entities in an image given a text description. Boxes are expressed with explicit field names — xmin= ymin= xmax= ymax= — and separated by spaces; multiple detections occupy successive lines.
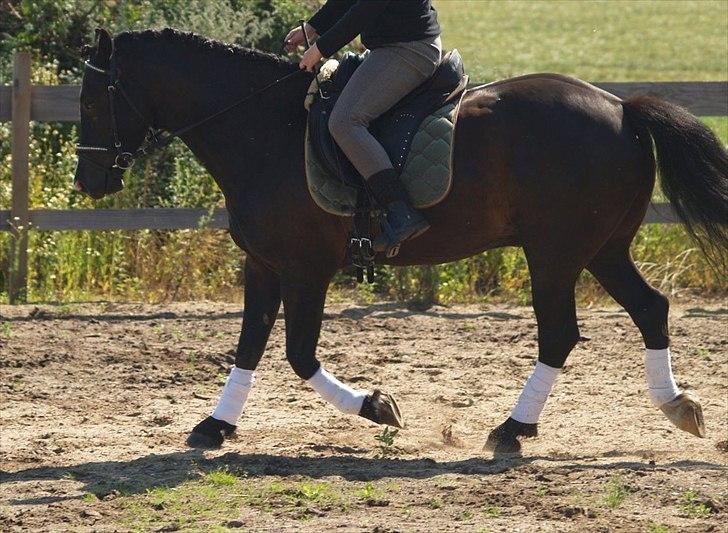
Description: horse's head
xmin=74 ymin=28 xmax=149 ymax=199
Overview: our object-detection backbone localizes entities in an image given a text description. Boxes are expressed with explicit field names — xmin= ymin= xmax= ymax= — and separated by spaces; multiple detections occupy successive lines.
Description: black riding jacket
xmin=309 ymin=0 xmax=440 ymax=58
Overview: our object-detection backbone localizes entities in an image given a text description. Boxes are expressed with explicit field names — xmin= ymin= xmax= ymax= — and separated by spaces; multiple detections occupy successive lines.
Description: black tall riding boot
xmin=367 ymin=169 xmax=430 ymax=254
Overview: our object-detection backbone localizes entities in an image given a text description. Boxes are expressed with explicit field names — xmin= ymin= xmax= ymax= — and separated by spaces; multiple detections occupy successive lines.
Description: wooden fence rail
xmin=2 ymin=51 xmax=727 ymax=302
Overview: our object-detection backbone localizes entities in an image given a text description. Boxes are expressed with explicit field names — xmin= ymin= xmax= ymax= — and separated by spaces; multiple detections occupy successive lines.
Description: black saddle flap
xmin=308 ymin=49 xmax=466 ymax=189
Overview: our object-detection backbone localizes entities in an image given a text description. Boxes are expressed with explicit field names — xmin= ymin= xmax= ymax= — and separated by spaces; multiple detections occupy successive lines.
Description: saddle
xmin=305 ymin=49 xmax=467 ymax=279
xmin=307 ymin=49 xmax=467 ymax=192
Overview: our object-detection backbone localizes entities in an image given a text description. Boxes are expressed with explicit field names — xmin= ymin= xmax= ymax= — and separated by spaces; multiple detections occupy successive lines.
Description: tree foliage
xmin=1 ymin=0 xmax=319 ymax=78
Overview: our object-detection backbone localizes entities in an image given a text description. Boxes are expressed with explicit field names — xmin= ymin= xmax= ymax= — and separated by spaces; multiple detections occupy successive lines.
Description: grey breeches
xmin=328 ymin=36 xmax=442 ymax=179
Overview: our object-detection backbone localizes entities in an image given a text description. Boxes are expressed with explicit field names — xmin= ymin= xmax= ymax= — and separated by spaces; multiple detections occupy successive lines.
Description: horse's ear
xmin=94 ymin=28 xmax=114 ymax=68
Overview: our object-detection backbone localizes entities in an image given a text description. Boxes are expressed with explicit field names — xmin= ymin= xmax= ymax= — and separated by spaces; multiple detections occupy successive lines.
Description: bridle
xmin=75 ymin=57 xmax=305 ymax=177
xmin=75 ymin=60 xmax=154 ymax=173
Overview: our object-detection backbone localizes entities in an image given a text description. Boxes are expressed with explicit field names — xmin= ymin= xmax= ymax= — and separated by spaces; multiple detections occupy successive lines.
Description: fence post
xmin=9 ymin=51 xmax=31 ymax=303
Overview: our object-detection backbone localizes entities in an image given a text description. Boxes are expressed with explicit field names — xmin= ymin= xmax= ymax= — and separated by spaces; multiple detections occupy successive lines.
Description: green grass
xmin=203 ymin=469 xmax=239 ymax=487
xmin=437 ymin=0 xmax=728 ymax=82
xmin=359 ymin=481 xmax=379 ymax=500
xmin=604 ymin=475 xmax=632 ymax=508
xmin=695 ymin=346 xmax=711 ymax=360
xmin=427 ymin=498 xmax=443 ymax=509
xmin=703 ymin=116 xmax=727 ymax=141
xmin=116 ymin=476 xmax=395 ymax=530
xmin=286 ymin=481 xmax=331 ymax=503
xmin=678 ymin=489 xmax=713 ymax=518
xmin=374 ymin=426 xmax=400 ymax=458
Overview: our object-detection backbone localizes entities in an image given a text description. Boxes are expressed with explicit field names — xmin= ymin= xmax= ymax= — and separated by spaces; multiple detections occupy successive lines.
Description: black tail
xmin=623 ymin=94 xmax=728 ymax=270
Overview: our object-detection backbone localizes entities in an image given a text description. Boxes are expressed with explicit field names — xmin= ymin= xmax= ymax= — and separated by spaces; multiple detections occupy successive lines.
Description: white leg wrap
xmin=510 ymin=361 xmax=561 ymax=424
xmin=307 ymin=367 xmax=368 ymax=415
xmin=645 ymin=348 xmax=680 ymax=407
xmin=211 ymin=367 xmax=255 ymax=425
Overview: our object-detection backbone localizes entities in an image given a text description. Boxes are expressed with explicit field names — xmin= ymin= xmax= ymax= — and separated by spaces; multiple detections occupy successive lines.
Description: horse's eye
xmin=83 ymin=101 xmax=95 ymax=111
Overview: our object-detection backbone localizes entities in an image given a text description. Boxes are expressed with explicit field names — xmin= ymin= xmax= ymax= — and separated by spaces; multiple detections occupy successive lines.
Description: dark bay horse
xmin=74 ymin=29 xmax=727 ymax=454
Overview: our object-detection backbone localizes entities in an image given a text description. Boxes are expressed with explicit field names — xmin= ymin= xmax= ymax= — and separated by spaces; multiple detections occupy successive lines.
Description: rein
xmin=76 ymin=59 xmax=304 ymax=171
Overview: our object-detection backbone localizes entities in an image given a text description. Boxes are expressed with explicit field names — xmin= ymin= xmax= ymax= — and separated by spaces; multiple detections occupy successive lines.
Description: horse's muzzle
xmin=74 ymin=162 xmax=124 ymax=199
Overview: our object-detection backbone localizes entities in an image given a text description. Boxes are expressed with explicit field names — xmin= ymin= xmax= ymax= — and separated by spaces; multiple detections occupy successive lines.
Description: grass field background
xmin=0 ymin=0 xmax=726 ymax=303
xmin=437 ymin=0 xmax=728 ymax=82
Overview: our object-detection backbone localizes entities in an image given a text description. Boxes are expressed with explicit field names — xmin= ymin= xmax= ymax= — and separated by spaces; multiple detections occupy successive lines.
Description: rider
xmin=286 ymin=0 xmax=442 ymax=252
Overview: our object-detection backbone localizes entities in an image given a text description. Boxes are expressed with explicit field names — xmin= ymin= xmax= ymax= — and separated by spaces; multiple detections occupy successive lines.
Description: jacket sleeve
xmin=308 ymin=0 xmax=355 ymax=36
xmin=314 ymin=0 xmax=391 ymax=58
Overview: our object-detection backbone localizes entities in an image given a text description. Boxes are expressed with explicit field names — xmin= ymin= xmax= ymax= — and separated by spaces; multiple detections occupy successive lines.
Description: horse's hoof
xmin=186 ymin=416 xmax=236 ymax=449
xmin=484 ymin=417 xmax=538 ymax=455
xmin=660 ymin=391 xmax=705 ymax=438
xmin=359 ymin=390 xmax=405 ymax=428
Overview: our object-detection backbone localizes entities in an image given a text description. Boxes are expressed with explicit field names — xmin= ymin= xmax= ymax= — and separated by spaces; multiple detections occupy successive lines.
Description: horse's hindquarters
xmin=386 ymin=74 xmax=654 ymax=266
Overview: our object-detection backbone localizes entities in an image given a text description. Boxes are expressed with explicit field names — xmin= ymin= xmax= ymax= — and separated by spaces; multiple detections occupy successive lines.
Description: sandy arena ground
xmin=1 ymin=299 xmax=726 ymax=532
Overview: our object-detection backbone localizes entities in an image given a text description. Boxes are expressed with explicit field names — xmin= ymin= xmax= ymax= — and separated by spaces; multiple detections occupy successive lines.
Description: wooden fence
xmin=2 ymin=51 xmax=728 ymax=302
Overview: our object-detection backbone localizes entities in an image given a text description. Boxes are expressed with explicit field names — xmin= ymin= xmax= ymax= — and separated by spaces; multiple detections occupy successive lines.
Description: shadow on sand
xmin=330 ymin=302 xmax=525 ymax=321
xmin=2 ymin=301 xmax=526 ymax=324
xmin=2 ymin=449 xmax=724 ymax=506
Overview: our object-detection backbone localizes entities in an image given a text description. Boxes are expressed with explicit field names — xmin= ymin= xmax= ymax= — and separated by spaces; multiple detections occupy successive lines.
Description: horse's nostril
xmin=74 ymin=180 xmax=84 ymax=192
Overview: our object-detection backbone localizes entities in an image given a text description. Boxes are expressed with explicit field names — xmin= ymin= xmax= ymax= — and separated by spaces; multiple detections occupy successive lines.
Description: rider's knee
xmin=328 ymin=105 xmax=365 ymax=142
xmin=328 ymin=107 xmax=348 ymax=140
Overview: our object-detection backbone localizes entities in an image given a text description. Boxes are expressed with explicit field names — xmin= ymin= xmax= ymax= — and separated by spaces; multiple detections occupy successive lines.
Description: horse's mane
xmin=114 ymin=28 xmax=290 ymax=67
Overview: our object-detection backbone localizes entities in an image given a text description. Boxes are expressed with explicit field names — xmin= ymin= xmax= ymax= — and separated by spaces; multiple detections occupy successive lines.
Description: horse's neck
xmin=132 ymin=46 xmax=309 ymax=201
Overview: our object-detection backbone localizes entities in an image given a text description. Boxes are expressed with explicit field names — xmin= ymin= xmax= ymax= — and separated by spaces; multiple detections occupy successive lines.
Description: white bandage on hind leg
xmin=307 ymin=367 xmax=368 ymax=415
xmin=211 ymin=367 xmax=255 ymax=425
xmin=645 ymin=348 xmax=681 ymax=407
xmin=510 ymin=361 xmax=562 ymax=424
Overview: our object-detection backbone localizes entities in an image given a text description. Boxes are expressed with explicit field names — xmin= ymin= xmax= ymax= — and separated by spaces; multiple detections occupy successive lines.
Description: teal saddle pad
xmin=305 ymin=95 xmax=463 ymax=217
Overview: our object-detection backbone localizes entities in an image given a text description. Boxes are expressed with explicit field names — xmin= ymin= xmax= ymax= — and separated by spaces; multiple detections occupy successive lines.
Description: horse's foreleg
xmin=187 ymin=259 xmax=281 ymax=448
xmin=485 ymin=261 xmax=580 ymax=454
xmin=281 ymin=277 xmax=404 ymax=428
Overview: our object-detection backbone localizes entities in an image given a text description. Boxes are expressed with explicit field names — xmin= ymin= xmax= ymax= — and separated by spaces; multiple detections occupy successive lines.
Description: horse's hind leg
xmin=587 ymin=246 xmax=705 ymax=437
xmin=188 ymin=258 xmax=281 ymax=448
xmin=485 ymin=253 xmax=582 ymax=454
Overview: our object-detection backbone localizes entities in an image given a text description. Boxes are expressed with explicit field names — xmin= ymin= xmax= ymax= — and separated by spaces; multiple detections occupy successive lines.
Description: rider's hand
xmin=299 ymin=44 xmax=323 ymax=72
xmin=284 ymin=23 xmax=316 ymax=53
